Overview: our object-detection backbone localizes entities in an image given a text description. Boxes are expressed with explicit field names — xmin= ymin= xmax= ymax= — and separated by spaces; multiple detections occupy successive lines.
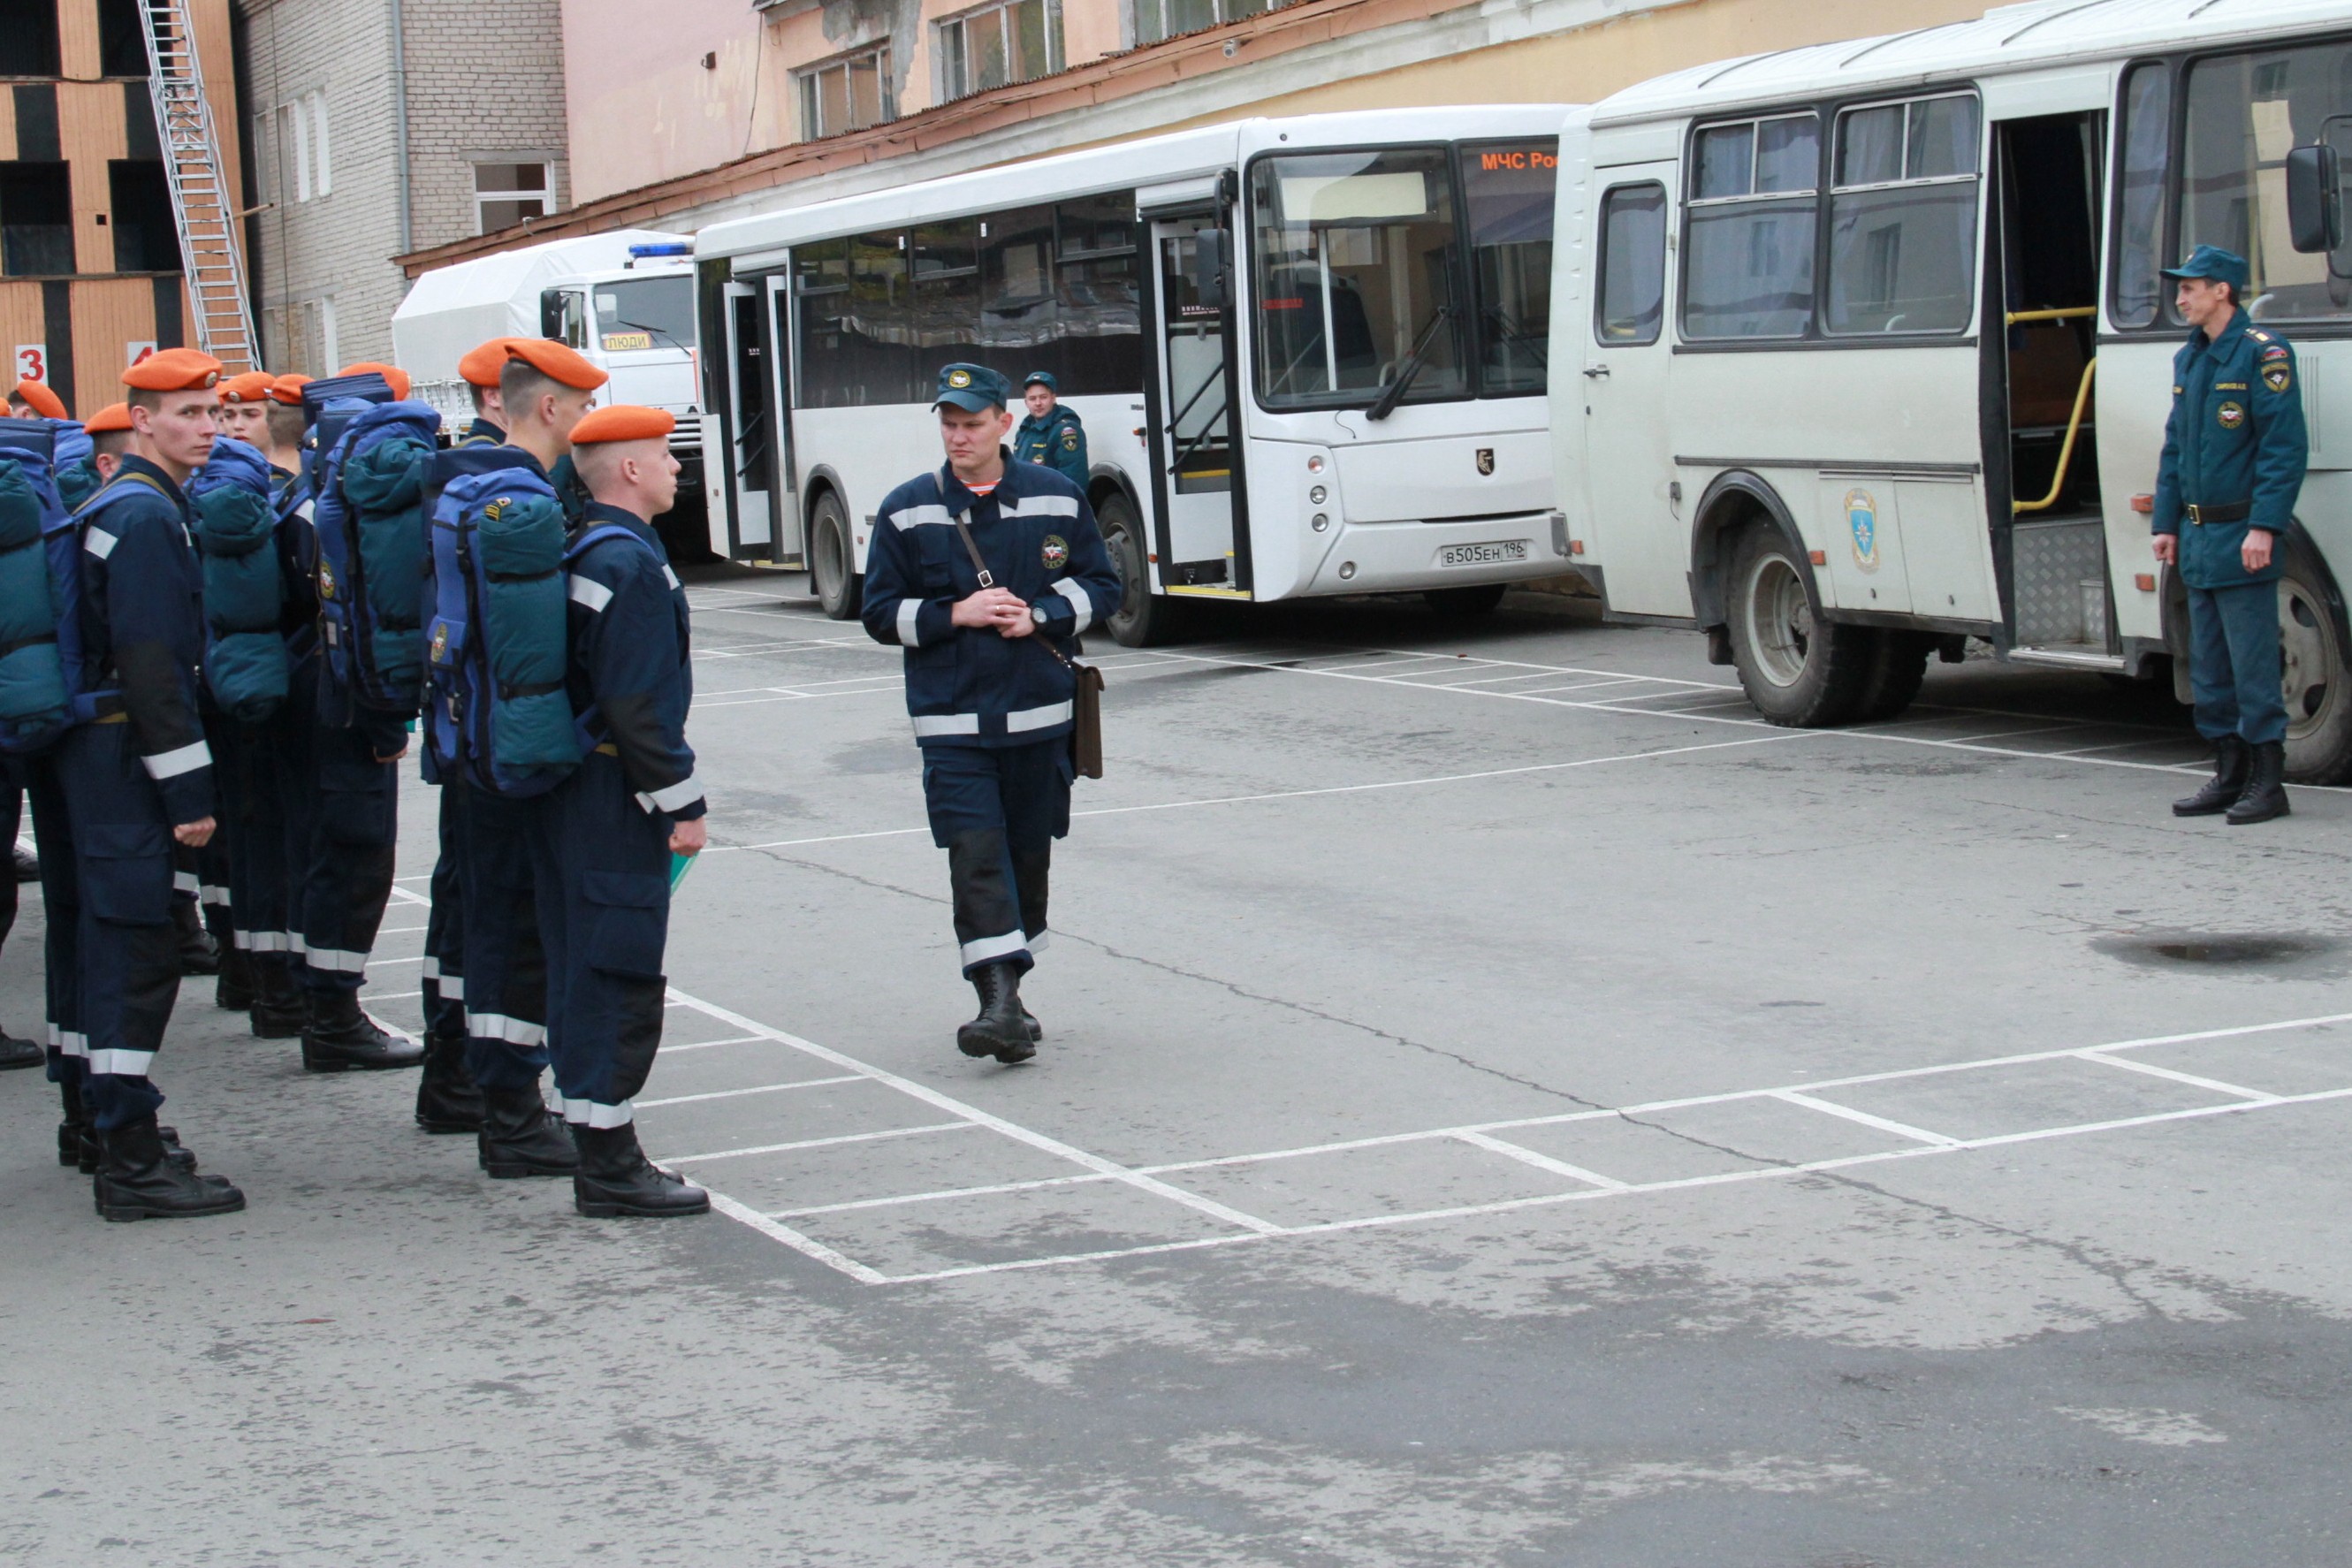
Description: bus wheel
xmin=1853 ymin=629 xmax=1935 ymax=724
xmin=1725 ymin=525 xmax=1872 ymax=727
xmin=2278 ymin=537 xmax=2352 ymax=784
xmin=811 ymin=491 xmax=860 ymax=620
xmin=1100 ymin=491 xmax=1183 ymax=647
xmin=1425 ymin=583 xmax=1507 ymax=618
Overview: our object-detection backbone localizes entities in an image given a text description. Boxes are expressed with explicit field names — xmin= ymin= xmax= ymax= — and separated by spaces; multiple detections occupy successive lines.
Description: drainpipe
xmin=389 ymin=0 xmax=413 ymax=255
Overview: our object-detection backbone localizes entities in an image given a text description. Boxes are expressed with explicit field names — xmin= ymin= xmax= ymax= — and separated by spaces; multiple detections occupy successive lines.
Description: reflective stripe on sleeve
xmin=467 ymin=1011 xmax=546 ymax=1047
xmin=1005 ymin=699 xmax=1073 ymax=733
xmin=960 ymin=930 xmax=1029 ymax=968
xmin=1053 ymin=577 xmax=1092 ymax=636
xmin=662 ymin=566 xmax=681 ymax=590
xmin=86 ymin=1047 xmax=156 ymax=1077
xmin=83 ymin=528 xmax=118 ymax=559
xmin=142 ymin=739 xmax=213 ymax=780
xmin=559 ymin=1097 xmax=636 ymax=1129
xmin=1004 ymin=494 xmax=1080 ymax=518
xmin=912 ymin=712 xmax=983 ymax=738
xmin=896 ymin=597 xmax=924 ymax=646
xmin=567 ymin=575 xmax=614 ymax=613
xmin=635 ymin=775 xmax=704 ymax=814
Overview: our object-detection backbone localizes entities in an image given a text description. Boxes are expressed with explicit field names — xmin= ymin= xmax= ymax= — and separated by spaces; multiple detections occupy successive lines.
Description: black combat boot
xmin=249 ymin=960 xmax=305 ymax=1039
xmin=2227 ymin=741 xmax=2291 ymax=825
xmin=57 ymin=1079 xmax=87 ymax=1168
xmin=571 ymin=1123 xmax=710 ymax=1218
xmin=2173 ymin=735 xmax=2249 ymax=816
xmin=956 ymin=962 xmax=1036 ymax=1064
xmin=92 ymin=1117 xmax=244 ymax=1222
xmin=414 ymin=1031 xmax=484 ymax=1133
xmin=173 ymin=899 xmax=220 ymax=976
xmin=477 ymin=1084 xmax=580 ymax=1178
xmin=300 ymin=990 xmax=426 ymax=1072
xmin=0 ymin=1024 xmax=39 ymax=1070
xmin=214 ymin=945 xmax=255 ymax=1012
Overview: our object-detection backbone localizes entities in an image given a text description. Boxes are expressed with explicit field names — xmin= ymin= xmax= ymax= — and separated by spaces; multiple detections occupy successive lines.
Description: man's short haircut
xmin=125 ymin=386 xmax=164 ymax=414
xmin=89 ymin=430 xmax=132 ymax=461
xmin=498 ymin=359 xmax=562 ymax=416
xmin=266 ymin=402 xmax=306 ymax=448
xmin=471 ymin=381 xmax=492 ymax=413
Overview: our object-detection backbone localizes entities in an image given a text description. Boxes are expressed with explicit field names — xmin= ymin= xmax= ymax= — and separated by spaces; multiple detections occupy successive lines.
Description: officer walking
xmin=2153 ymin=246 xmax=2308 ymax=826
xmin=529 ymin=404 xmax=709 ymax=1216
xmin=863 ymin=365 xmax=1120 ymax=1062
xmin=1013 ymin=372 xmax=1088 ymax=490
xmin=66 ymin=348 xmax=240 ymax=1219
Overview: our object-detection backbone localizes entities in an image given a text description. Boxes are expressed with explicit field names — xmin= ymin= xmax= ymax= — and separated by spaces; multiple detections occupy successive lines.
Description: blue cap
xmin=933 ymin=362 xmax=1010 ymax=412
xmin=1021 ymin=370 xmax=1057 ymax=392
xmin=2161 ymin=244 xmax=2250 ymax=291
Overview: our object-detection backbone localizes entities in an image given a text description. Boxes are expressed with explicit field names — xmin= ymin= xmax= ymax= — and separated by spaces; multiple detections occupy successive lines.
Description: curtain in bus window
xmin=1595 ymin=184 xmax=1666 ymax=346
xmin=1055 ymin=194 xmax=1142 ymax=396
xmin=1824 ymin=95 xmax=1978 ymax=336
xmin=794 ymin=238 xmax=851 ymax=407
xmin=2183 ymin=42 xmax=2352 ymax=323
xmin=847 ymin=232 xmax=917 ymax=404
xmin=2113 ymin=63 xmax=2173 ymax=330
xmin=1462 ymin=140 xmax=1557 ymax=396
xmin=1683 ymin=113 xmax=1817 ymax=339
xmin=912 ymin=219 xmax=984 ymax=385
xmin=1249 ymin=148 xmax=1466 ymax=408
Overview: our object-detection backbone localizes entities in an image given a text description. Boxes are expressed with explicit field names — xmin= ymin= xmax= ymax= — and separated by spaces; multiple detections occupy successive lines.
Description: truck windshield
xmin=596 ymin=275 xmax=695 ymax=352
xmin=1250 ymin=148 xmax=1467 ymax=409
xmin=2174 ymin=40 xmax=2352 ymax=323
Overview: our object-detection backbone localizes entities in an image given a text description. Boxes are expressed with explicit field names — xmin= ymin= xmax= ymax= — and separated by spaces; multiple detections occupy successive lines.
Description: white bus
xmin=692 ymin=108 xmax=1572 ymax=643
xmin=1551 ymin=0 xmax=2352 ymax=781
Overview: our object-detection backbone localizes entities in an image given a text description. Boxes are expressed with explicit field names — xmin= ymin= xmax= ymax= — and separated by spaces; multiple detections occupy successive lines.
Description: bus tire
xmin=1099 ymin=491 xmax=1184 ymax=647
xmin=810 ymin=491 xmax=860 ymax=620
xmin=2278 ymin=531 xmax=2352 ymax=784
xmin=1425 ymin=583 xmax=1507 ymax=618
xmin=1725 ymin=524 xmax=1873 ymax=727
xmin=1853 ymin=629 xmax=1935 ymax=723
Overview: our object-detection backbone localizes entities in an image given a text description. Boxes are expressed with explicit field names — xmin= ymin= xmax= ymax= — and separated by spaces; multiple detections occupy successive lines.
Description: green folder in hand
xmin=670 ymin=851 xmax=697 ymax=891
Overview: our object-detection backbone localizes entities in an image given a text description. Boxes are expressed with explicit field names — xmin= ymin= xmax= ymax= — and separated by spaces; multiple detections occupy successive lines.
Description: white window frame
xmin=282 ymin=101 xmax=309 ymax=202
xmin=307 ymin=90 xmax=331 ymax=198
xmin=937 ymin=0 xmax=1062 ymax=102
xmin=473 ymin=160 xmax=555 ymax=235
xmin=795 ymin=44 xmax=894 ymax=141
xmin=1129 ymin=0 xmax=1269 ymax=49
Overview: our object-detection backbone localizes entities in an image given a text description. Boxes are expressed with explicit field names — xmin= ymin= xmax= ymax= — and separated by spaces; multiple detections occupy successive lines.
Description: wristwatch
xmin=1031 ymin=605 xmax=1049 ymax=625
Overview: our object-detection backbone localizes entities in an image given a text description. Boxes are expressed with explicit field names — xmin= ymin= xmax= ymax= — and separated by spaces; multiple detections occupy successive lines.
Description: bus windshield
xmin=596 ymin=275 xmax=696 ymax=352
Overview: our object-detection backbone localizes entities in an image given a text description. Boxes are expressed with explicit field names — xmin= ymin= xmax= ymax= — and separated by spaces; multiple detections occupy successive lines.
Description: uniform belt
xmin=593 ymin=742 xmax=618 ymax=757
xmin=2186 ymin=501 xmax=2252 ymax=525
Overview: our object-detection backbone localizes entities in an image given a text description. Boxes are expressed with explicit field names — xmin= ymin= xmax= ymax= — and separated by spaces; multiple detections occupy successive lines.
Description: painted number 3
xmin=14 ymin=346 xmax=44 ymax=382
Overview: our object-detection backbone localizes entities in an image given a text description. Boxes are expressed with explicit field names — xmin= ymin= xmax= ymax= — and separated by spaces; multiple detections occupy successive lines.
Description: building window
xmin=1131 ymin=0 xmax=1274 ymax=48
xmin=98 ymin=0 xmax=147 ymax=77
xmin=0 ymin=2 xmax=63 ymax=78
xmin=0 ymin=161 xmax=73 ymax=276
xmin=796 ymin=46 xmax=893 ymax=141
xmin=270 ymin=92 xmax=330 ymax=203
xmin=939 ymin=0 xmax=1059 ymax=100
xmin=110 ymin=159 xmax=177 ymax=272
xmin=475 ymin=162 xmax=552 ymax=232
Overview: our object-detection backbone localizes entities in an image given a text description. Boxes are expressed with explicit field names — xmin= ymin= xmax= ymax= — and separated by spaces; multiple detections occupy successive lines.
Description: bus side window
xmin=1595 ymin=183 xmax=1666 ymax=346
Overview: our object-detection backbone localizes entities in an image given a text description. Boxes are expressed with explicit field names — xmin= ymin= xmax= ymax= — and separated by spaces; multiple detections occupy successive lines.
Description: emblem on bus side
xmin=1846 ymin=489 xmax=1878 ymax=572
xmin=1476 ymin=448 xmax=1495 ymax=476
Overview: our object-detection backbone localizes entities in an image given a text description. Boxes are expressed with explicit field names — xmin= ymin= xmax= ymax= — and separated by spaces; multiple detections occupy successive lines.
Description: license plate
xmin=1440 ymin=540 xmax=1527 ymax=568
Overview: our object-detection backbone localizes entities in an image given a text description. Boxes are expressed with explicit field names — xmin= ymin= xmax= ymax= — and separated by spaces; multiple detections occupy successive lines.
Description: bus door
xmin=763 ymin=271 xmax=802 ymax=566
xmin=1147 ymin=216 xmax=1248 ymax=593
xmin=1991 ymin=110 xmax=2108 ymax=658
xmin=721 ymin=278 xmax=773 ymax=559
xmin=1579 ymin=164 xmax=1678 ymax=612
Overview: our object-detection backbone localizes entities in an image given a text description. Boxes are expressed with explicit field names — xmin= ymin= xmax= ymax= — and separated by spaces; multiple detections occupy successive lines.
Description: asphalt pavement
xmin=5 ymin=575 xmax=2350 ymax=1566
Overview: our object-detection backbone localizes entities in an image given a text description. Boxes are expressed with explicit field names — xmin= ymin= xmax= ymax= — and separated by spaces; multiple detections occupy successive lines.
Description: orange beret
xmin=458 ymin=338 xmax=521 ymax=389
xmin=12 ymin=379 xmax=66 ymax=420
xmin=336 ymin=362 xmax=412 ymax=400
xmin=503 ymin=338 xmax=608 ymax=392
xmin=568 ymin=405 xmax=676 ymax=445
xmin=219 ymin=371 xmax=277 ymax=405
xmin=267 ymin=373 xmax=312 ymax=407
xmin=83 ymin=402 xmax=133 ymax=434
xmin=122 ymin=347 xmax=224 ymax=392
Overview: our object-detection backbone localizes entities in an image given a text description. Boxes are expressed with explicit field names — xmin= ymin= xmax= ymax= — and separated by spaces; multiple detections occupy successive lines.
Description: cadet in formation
xmin=2152 ymin=245 xmax=2309 ymax=827
xmin=1013 ymin=371 xmax=1088 ymax=489
xmin=864 ymin=364 xmax=1120 ymax=1060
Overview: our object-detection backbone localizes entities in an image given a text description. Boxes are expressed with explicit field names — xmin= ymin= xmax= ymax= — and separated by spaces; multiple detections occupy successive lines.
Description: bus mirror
xmin=541 ymin=290 xmax=567 ymax=338
xmin=1193 ymin=230 xmax=1230 ymax=309
xmin=2286 ymin=143 xmax=2342 ymax=253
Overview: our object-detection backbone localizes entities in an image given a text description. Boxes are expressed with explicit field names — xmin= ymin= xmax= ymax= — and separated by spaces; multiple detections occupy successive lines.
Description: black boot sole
xmin=416 ymin=1109 xmax=486 ymax=1134
xmin=57 ymin=1130 xmax=83 ymax=1168
xmin=2172 ymin=798 xmax=2234 ymax=817
xmin=2227 ymin=801 xmax=2291 ymax=825
xmin=575 ymin=1192 xmax=712 ymax=1218
xmin=958 ymin=1022 xmax=1032 ymax=1058
xmin=483 ymin=1159 xmax=580 ymax=1178
xmin=301 ymin=1041 xmax=427 ymax=1073
xmin=95 ymin=1186 xmax=247 ymax=1222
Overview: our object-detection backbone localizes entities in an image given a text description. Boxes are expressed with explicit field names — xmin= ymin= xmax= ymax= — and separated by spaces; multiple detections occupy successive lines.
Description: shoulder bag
xmin=950 ymin=508 xmax=1104 ymax=779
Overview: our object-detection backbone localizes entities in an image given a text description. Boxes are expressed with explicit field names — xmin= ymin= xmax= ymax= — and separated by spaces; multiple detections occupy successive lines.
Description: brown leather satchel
xmin=950 ymin=509 xmax=1104 ymax=780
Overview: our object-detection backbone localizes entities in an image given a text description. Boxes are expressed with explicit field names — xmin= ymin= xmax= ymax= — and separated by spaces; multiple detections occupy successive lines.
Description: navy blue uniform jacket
xmin=2152 ymin=308 xmax=2309 ymax=589
xmin=1013 ymin=406 xmax=1089 ymax=489
xmin=862 ymin=453 xmax=1121 ymax=748
xmin=77 ymin=455 xmax=215 ymax=823
xmin=566 ymin=502 xmax=704 ymax=821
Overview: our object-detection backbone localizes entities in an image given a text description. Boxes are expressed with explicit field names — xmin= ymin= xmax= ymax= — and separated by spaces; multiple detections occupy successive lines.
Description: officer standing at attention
xmin=216 ymin=372 xmax=275 ymax=451
xmin=70 ymin=348 xmax=240 ymax=1219
xmin=864 ymin=365 xmax=1121 ymax=1062
xmin=1012 ymin=371 xmax=1088 ymax=490
xmin=2153 ymin=245 xmax=2309 ymax=826
xmin=530 ymin=404 xmax=709 ymax=1216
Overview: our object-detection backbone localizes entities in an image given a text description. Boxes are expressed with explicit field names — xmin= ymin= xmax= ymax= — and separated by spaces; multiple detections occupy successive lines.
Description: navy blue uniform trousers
xmin=55 ymin=720 xmax=180 ymax=1130
xmin=280 ymin=672 xmax=400 ymax=996
xmin=421 ymin=781 xmax=466 ymax=1040
xmin=27 ymin=755 xmax=83 ymax=1095
xmin=458 ymin=783 xmax=548 ymax=1093
xmin=223 ymin=696 xmax=304 ymax=980
xmin=922 ymin=740 xmax=1071 ymax=976
xmin=2186 ymin=581 xmax=2287 ymax=746
xmin=528 ymin=751 xmax=672 ymax=1121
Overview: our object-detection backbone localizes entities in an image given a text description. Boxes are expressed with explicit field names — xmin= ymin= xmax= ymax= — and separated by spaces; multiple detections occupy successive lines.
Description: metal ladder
xmin=138 ymin=0 xmax=257 ymax=370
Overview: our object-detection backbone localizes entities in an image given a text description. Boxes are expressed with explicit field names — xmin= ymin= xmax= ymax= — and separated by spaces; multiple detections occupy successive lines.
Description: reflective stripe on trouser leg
xmin=422 ymin=783 xmax=468 ymax=1039
xmin=298 ymin=728 xmax=399 ymax=994
xmin=533 ymin=752 xmax=673 ymax=1114
xmin=460 ymin=787 xmax=549 ymax=1092
xmin=1012 ymin=846 xmax=1051 ymax=958
xmin=24 ymin=756 xmax=81 ymax=1080
xmin=946 ymin=829 xmax=1030 ymax=974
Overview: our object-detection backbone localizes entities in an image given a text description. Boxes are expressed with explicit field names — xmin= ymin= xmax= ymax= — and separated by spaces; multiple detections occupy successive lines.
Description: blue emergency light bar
xmin=628 ymin=243 xmax=690 ymax=258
